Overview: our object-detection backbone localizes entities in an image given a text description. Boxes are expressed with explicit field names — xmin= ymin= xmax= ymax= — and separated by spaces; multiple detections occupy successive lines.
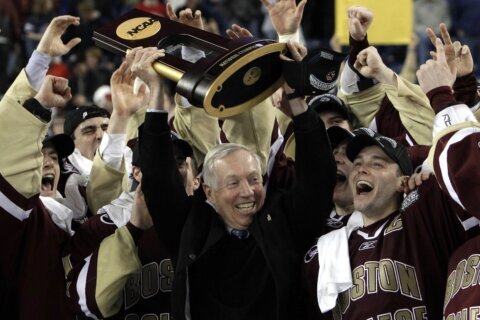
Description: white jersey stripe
xmin=0 ymin=190 xmax=32 ymax=221
xmin=438 ymin=128 xmax=480 ymax=210
xmin=77 ymin=255 xmax=100 ymax=320
xmin=457 ymin=215 xmax=480 ymax=231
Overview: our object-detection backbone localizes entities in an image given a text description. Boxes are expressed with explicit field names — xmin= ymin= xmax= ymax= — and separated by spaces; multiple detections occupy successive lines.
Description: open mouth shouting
xmin=41 ymin=174 xmax=56 ymax=196
xmin=356 ymin=180 xmax=373 ymax=195
xmin=336 ymin=170 xmax=347 ymax=184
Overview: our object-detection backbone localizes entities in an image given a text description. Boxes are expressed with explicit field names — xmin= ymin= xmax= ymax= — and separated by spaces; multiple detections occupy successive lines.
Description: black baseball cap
xmin=282 ymin=48 xmax=347 ymax=98
xmin=131 ymin=132 xmax=193 ymax=167
xmin=327 ymin=126 xmax=355 ymax=150
xmin=308 ymin=94 xmax=352 ymax=121
xmin=64 ymin=105 xmax=110 ymax=137
xmin=346 ymin=130 xmax=413 ymax=175
xmin=42 ymin=134 xmax=75 ymax=159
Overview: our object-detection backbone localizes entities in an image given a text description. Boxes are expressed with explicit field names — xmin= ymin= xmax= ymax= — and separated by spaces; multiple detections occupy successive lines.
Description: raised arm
xmin=0 ymin=75 xmax=71 ymax=198
xmin=6 ymin=15 xmax=80 ymax=104
xmin=87 ymin=60 xmax=149 ymax=214
xmin=418 ymin=38 xmax=480 ymax=216
xmin=128 ymin=47 xmax=192 ymax=253
xmin=261 ymin=0 xmax=306 ymax=42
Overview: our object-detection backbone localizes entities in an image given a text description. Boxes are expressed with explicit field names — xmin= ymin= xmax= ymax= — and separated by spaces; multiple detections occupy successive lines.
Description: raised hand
xmin=127 ymin=47 xmax=166 ymax=109
xmin=401 ymin=171 xmax=432 ymax=194
xmin=34 ymin=75 xmax=72 ymax=108
xmin=166 ymin=3 xmax=204 ymax=30
xmin=261 ymin=0 xmax=306 ymax=36
xmin=129 ymin=183 xmax=153 ymax=230
xmin=454 ymin=42 xmax=474 ymax=77
xmin=354 ymin=46 xmax=389 ymax=80
xmin=110 ymin=61 xmax=147 ymax=119
xmin=280 ymin=40 xmax=308 ymax=62
xmin=417 ymin=38 xmax=456 ymax=94
xmin=426 ymin=23 xmax=456 ymax=76
xmin=36 ymin=15 xmax=81 ymax=57
xmin=347 ymin=6 xmax=374 ymax=41
xmin=226 ymin=24 xmax=253 ymax=39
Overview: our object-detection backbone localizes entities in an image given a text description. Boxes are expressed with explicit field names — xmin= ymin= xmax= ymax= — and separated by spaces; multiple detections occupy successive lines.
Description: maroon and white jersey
xmin=444 ymin=236 xmax=480 ymax=320
xmin=331 ymin=178 xmax=478 ymax=320
xmin=0 ymin=173 xmax=72 ymax=319
xmin=427 ymin=112 xmax=480 ymax=319
xmin=67 ymin=212 xmax=173 ymax=319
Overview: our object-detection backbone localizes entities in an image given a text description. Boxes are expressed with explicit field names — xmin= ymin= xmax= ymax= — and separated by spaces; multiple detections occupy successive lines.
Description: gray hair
xmin=203 ymin=143 xmax=263 ymax=189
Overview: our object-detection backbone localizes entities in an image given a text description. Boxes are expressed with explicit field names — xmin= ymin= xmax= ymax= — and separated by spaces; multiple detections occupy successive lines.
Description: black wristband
xmin=23 ymin=98 xmax=52 ymax=122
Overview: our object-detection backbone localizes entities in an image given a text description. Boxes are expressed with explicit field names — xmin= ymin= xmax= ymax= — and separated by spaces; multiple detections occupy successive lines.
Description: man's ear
xmin=133 ymin=166 xmax=142 ymax=183
xmin=193 ymin=177 xmax=201 ymax=191
xmin=396 ymin=175 xmax=409 ymax=193
xmin=203 ymin=184 xmax=215 ymax=203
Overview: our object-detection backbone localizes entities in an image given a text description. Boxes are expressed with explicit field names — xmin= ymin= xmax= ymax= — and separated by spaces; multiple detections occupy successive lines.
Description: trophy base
xmin=175 ymin=41 xmax=287 ymax=118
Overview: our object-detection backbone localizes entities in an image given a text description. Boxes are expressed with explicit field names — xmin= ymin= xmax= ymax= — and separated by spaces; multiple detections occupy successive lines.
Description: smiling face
xmin=41 ymin=145 xmax=60 ymax=197
xmin=333 ymin=141 xmax=354 ymax=215
xmin=349 ymin=145 xmax=405 ymax=225
xmin=203 ymin=149 xmax=266 ymax=230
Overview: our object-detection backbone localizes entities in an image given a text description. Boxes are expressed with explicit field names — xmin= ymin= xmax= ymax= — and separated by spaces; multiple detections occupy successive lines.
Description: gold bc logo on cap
xmin=116 ymin=17 xmax=161 ymax=40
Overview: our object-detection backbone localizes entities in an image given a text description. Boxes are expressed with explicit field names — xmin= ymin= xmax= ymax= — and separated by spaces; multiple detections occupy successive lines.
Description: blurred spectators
xmin=448 ymin=0 xmax=480 ymax=77
xmin=0 ymin=1 xmax=22 ymax=93
xmin=136 ymin=0 xmax=167 ymax=17
xmin=69 ymin=46 xmax=110 ymax=103
xmin=23 ymin=0 xmax=56 ymax=57
xmin=414 ymin=0 xmax=451 ymax=66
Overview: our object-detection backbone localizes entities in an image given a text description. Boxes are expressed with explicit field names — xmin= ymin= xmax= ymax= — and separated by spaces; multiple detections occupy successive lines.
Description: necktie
xmin=230 ymin=229 xmax=249 ymax=239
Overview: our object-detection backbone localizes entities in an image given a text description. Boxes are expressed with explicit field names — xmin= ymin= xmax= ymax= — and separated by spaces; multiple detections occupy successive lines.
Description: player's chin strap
xmin=282 ymin=48 xmax=347 ymax=100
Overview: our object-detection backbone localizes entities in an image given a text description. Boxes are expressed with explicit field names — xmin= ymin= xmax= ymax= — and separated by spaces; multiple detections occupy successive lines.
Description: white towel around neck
xmin=316 ymin=210 xmax=363 ymax=313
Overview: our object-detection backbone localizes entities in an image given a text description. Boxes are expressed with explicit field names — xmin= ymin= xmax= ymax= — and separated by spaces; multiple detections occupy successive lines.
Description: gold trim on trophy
xmin=152 ymin=62 xmax=183 ymax=82
xmin=203 ymin=42 xmax=286 ymax=118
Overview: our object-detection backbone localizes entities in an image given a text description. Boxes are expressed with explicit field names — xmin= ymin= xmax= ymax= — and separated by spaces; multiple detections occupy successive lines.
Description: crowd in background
xmin=2 ymin=0 xmax=480 ymax=319
xmin=2 ymin=0 xmax=480 ymax=98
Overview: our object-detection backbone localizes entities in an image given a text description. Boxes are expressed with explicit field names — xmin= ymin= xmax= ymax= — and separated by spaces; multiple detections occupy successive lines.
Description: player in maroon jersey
xmin=66 ymin=49 xmax=199 ymax=320
xmin=310 ymin=36 xmax=480 ymax=320
xmin=0 ymin=15 xmax=81 ymax=319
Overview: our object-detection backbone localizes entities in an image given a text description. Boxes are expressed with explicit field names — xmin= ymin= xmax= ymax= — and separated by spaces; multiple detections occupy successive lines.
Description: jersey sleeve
xmin=382 ymin=76 xmax=435 ymax=145
xmin=4 ymin=69 xmax=37 ymax=105
xmin=87 ymin=152 xmax=125 ymax=215
xmin=172 ymin=95 xmax=220 ymax=166
xmin=427 ymin=103 xmax=480 ymax=217
xmin=68 ymin=224 xmax=142 ymax=319
xmin=0 ymin=73 xmax=48 ymax=200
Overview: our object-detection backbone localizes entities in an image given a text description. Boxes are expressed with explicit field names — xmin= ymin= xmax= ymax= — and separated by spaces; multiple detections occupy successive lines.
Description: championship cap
xmin=327 ymin=126 xmax=355 ymax=150
xmin=346 ymin=128 xmax=413 ymax=175
xmin=282 ymin=48 xmax=347 ymax=99
xmin=131 ymin=132 xmax=193 ymax=167
xmin=42 ymin=134 xmax=75 ymax=159
xmin=64 ymin=105 xmax=111 ymax=137
xmin=308 ymin=94 xmax=352 ymax=121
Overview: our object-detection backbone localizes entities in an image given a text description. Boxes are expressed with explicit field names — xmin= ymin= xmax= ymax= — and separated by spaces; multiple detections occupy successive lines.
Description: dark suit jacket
xmin=140 ymin=108 xmax=335 ymax=320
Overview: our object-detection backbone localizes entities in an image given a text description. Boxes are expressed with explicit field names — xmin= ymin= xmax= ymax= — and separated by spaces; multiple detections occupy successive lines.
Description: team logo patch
xmin=401 ymin=189 xmax=419 ymax=212
xmin=304 ymin=244 xmax=318 ymax=263
xmin=359 ymin=240 xmax=377 ymax=251
xmin=326 ymin=70 xmax=336 ymax=81
xmin=326 ymin=218 xmax=344 ymax=229
xmin=100 ymin=213 xmax=116 ymax=225
xmin=309 ymin=74 xmax=336 ymax=91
